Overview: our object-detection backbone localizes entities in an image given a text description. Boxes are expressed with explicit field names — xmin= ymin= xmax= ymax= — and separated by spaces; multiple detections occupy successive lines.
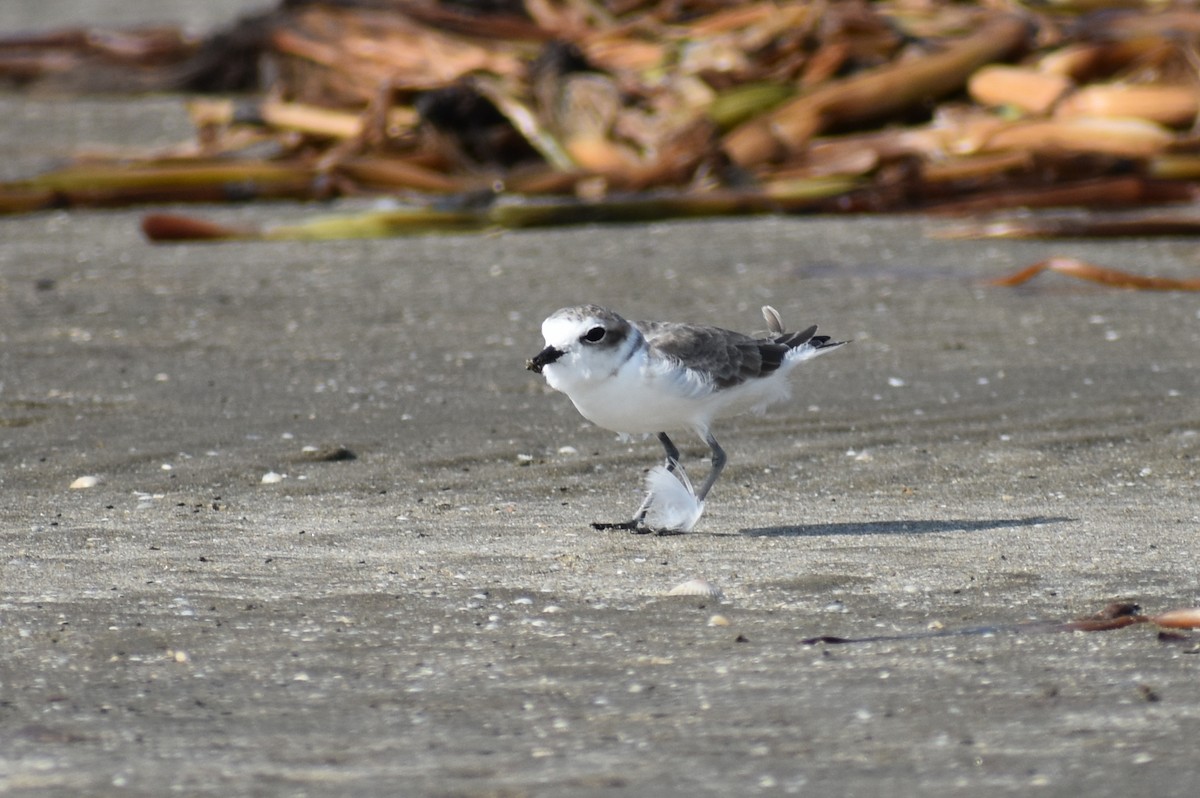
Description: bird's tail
xmin=762 ymin=305 xmax=849 ymax=354
xmin=805 ymin=334 xmax=848 ymax=351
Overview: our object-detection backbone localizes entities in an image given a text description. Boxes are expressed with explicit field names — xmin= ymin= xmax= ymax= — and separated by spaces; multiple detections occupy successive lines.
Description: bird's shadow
xmin=741 ymin=516 xmax=1072 ymax=537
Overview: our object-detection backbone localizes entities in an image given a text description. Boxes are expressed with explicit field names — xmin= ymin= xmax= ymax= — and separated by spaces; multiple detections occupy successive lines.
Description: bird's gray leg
xmin=591 ymin=431 xmax=680 ymax=533
xmin=657 ymin=432 xmax=681 ymax=472
xmin=694 ymin=432 xmax=726 ymax=502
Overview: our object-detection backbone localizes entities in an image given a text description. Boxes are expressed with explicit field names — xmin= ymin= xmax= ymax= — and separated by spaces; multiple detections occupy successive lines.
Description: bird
xmin=526 ymin=304 xmax=846 ymax=533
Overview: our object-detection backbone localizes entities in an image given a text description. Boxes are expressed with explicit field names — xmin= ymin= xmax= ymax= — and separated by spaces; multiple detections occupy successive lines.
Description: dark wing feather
xmin=772 ymin=324 xmax=817 ymax=349
xmin=639 ymin=320 xmax=807 ymax=389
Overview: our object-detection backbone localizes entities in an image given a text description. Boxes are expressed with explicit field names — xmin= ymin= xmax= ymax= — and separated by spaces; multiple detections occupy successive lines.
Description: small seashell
xmin=294 ymin=445 xmax=357 ymax=462
xmin=707 ymin=614 xmax=730 ymax=627
xmin=260 ymin=471 xmax=284 ymax=484
xmin=667 ymin=578 xmax=723 ymax=599
xmin=69 ymin=475 xmax=100 ymax=489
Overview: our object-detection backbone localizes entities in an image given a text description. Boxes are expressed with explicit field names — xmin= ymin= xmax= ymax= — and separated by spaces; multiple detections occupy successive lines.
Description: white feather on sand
xmin=642 ymin=461 xmax=705 ymax=533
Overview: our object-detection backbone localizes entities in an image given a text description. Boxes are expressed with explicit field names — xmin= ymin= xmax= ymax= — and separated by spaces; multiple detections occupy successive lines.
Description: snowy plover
xmin=527 ymin=304 xmax=846 ymax=533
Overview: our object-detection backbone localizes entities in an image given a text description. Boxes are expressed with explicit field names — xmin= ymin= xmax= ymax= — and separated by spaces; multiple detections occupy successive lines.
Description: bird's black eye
xmin=583 ymin=326 xmax=606 ymax=343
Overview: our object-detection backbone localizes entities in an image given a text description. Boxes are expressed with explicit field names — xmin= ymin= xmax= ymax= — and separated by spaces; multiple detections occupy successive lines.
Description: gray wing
xmin=637 ymin=320 xmax=819 ymax=389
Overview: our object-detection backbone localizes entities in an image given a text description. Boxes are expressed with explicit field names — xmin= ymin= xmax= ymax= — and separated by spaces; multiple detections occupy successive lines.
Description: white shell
xmin=667 ymin=578 xmax=723 ymax=599
xmin=69 ymin=475 xmax=100 ymax=489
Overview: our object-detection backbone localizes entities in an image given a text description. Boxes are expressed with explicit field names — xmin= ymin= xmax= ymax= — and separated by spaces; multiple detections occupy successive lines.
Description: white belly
xmin=547 ymin=353 xmax=794 ymax=435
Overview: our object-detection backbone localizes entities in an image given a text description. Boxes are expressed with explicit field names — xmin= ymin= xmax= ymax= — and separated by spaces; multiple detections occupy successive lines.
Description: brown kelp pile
xmin=4 ymin=1 xmax=1200 ymax=249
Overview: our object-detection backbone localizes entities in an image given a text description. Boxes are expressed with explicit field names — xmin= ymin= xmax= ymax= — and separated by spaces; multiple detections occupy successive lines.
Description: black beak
xmin=526 ymin=345 xmax=564 ymax=374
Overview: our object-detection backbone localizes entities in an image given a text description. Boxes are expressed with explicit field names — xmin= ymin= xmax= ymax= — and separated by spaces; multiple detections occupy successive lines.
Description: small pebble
xmin=261 ymin=472 xmax=284 ymax=484
xmin=70 ymin=475 xmax=100 ymax=489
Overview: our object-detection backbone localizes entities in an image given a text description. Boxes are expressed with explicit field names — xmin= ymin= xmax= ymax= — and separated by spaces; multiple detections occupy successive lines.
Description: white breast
xmin=549 ymin=347 xmax=796 ymax=436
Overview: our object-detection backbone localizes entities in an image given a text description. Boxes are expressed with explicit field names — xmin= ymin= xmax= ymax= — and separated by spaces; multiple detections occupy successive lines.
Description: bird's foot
xmin=590 ymin=519 xmax=687 ymax=536
xmin=591 ymin=519 xmax=651 ymax=533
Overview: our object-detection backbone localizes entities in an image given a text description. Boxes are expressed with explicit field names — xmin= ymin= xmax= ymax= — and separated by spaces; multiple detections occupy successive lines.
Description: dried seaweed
xmin=989 ymin=257 xmax=1200 ymax=290
xmin=5 ymin=1 xmax=1200 ymax=240
xmin=802 ymin=602 xmax=1200 ymax=646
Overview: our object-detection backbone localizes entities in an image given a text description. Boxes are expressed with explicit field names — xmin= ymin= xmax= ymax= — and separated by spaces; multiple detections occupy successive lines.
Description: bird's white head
xmin=526 ymin=305 xmax=636 ymax=392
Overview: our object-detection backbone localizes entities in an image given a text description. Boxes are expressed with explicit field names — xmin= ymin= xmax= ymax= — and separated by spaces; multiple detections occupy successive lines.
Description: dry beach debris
xmin=5 ymin=0 xmax=1200 ymax=295
xmin=1 ymin=1 xmax=1198 ymax=221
